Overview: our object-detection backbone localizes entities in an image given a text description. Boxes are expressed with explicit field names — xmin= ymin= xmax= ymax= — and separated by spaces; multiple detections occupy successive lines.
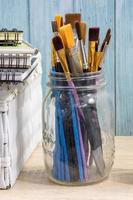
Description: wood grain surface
xmin=115 ymin=0 xmax=133 ymax=135
xmin=0 ymin=0 xmax=132 ymax=135
xmin=0 ymin=137 xmax=133 ymax=200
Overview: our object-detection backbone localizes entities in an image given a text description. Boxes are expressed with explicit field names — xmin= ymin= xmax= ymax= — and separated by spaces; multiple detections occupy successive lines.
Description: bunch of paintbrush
xmin=51 ymin=16 xmax=88 ymax=181
xmin=51 ymin=17 xmax=87 ymax=181
xmin=75 ymin=22 xmax=110 ymax=175
xmin=50 ymin=13 xmax=111 ymax=182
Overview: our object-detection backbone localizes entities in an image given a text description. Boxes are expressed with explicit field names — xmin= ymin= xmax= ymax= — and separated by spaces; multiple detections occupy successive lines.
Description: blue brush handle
xmin=52 ymin=67 xmax=61 ymax=179
xmin=57 ymin=94 xmax=70 ymax=181
xmin=52 ymin=67 xmax=70 ymax=181
xmin=53 ymin=103 xmax=61 ymax=179
xmin=69 ymin=92 xmax=84 ymax=181
xmin=68 ymin=80 xmax=88 ymax=180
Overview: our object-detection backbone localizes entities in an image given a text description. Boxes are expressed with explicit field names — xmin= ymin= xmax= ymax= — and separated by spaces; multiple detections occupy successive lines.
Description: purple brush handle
xmin=68 ymin=80 xmax=88 ymax=180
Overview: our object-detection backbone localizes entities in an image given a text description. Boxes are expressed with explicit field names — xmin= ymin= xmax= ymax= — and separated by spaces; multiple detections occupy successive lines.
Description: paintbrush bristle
xmin=51 ymin=21 xmax=58 ymax=33
xmin=75 ymin=21 xmax=82 ymax=40
xmin=100 ymin=29 xmax=111 ymax=51
xmin=59 ymin=24 xmax=75 ymax=48
xmin=55 ymin=15 xmax=63 ymax=29
xmin=106 ymin=29 xmax=111 ymax=44
xmin=89 ymin=27 xmax=100 ymax=41
xmin=107 ymin=34 xmax=111 ymax=44
xmin=65 ymin=13 xmax=81 ymax=28
xmin=80 ymin=22 xmax=86 ymax=44
xmin=52 ymin=36 xmax=64 ymax=51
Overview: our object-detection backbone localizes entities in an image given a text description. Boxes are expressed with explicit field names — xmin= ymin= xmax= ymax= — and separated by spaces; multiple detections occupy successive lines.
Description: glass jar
xmin=43 ymin=70 xmax=115 ymax=185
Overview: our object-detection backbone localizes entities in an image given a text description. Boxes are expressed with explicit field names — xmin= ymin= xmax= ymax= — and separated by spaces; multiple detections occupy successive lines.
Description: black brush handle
xmin=55 ymin=62 xmax=64 ymax=73
xmin=83 ymin=102 xmax=102 ymax=150
xmin=76 ymin=78 xmax=102 ymax=151
xmin=78 ymin=110 xmax=89 ymax=161
xmin=72 ymin=85 xmax=89 ymax=162
xmin=86 ymin=79 xmax=102 ymax=150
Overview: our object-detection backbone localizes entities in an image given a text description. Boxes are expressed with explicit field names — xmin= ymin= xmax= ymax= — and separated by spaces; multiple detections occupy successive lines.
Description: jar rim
xmin=47 ymin=70 xmax=106 ymax=90
xmin=49 ymin=70 xmax=103 ymax=81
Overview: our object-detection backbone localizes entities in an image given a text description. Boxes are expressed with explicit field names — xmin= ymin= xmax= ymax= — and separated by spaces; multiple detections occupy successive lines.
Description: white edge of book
xmin=0 ymin=41 xmax=38 ymax=54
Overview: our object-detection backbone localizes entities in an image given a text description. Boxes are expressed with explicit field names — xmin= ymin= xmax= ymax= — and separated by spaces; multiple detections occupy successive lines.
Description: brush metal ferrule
xmin=73 ymin=29 xmax=79 ymax=48
xmin=98 ymin=44 xmax=108 ymax=70
xmin=88 ymin=41 xmax=97 ymax=72
xmin=99 ymin=44 xmax=109 ymax=68
xmin=66 ymin=46 xmax=82 ymax=75
xmin=51 ymin=44 xmax=57 ymax=66
xmin=95 ymin=51 xmax=104 ymax=71
xmin=78 ymin=40 xmax=88 ymax=70
xmin=51 ymin=44 xmax=60 ymax=66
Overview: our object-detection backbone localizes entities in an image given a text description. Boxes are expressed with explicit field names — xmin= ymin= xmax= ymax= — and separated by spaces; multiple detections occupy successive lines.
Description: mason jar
xmin=42 ymin=70 xmax=115 ymax=185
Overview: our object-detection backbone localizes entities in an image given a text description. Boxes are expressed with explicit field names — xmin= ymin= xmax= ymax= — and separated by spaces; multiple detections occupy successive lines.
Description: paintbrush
xmin=75 ymin=21 xmax=92 ymax=163
xmin=85 ymin=27 xmax=105 ymax=175
xmin=52 ymin=35 xmax=88 ymax=180
xmin=75 ymin=22 xmax=104 ymax=172
xmin=87 ymin=29 xmax=106 ymax=175
xmin=53 ymin=17 xmax=79 ymax=180
xmin=51 ymin=21 xmax=63 ymax=73
xmin=88 ymin=27 xmax=100 ymax=72
xmin=59 ymin=24 xmax=82 ymax=75
xmin=51 ymin=21 xmax=70 ymax=181
xmin=75 ymin=21 xmax=88 ymax=72
xmin=98 ymin=29 xmax=111 ymax=70
xmin=51 ymin=21 xmax=58 ymax=68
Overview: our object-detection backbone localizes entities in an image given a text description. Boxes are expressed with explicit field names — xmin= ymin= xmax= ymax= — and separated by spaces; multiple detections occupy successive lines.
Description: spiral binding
xmin=0 ymin=53 xmax=28 ymax=68
xmin=0 ymin=28 xmax=23 ymax=46
xmin=0 ymin=37 xmax=38 ymax=83
xmin=0 ymin=56 xmax=38 ymax=83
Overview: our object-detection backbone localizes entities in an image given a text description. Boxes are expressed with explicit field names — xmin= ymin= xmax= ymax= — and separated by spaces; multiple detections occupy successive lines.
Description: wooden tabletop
xmin=1 ymin=136 xmax=133 ymax=200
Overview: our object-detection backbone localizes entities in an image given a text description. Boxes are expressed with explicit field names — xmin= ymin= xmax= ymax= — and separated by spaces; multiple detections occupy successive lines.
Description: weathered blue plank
xmin=0 ymin=0 xmax=29 ymax=40
xmin=29 ymin=0 xmax=74 ymax=91
xmin=0 ymin=0 xmax=133 ymax=136
xmin=116 ymin=0 xmax=133 ymax=135
xmin=29 ymin=0 xmax=48 ymax=89
xmin=73 ymin=0 xmax=116 ymax=134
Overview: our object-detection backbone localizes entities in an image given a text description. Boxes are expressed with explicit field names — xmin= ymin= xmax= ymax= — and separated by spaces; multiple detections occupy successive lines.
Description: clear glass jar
xmin=43 ymin=70 xmax=115 ymax=185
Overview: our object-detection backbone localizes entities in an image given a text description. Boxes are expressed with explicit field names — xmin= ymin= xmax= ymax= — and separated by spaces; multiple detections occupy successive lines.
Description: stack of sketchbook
xmin=0 ymin=29 xmax=42 ymax=189
xmin=0 ymin=29 xmax=40 ymax=82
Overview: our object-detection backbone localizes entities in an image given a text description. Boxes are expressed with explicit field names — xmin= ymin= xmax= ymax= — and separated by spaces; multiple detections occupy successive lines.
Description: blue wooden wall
xmin=0 ymin=0 xmax=132 ymax=136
